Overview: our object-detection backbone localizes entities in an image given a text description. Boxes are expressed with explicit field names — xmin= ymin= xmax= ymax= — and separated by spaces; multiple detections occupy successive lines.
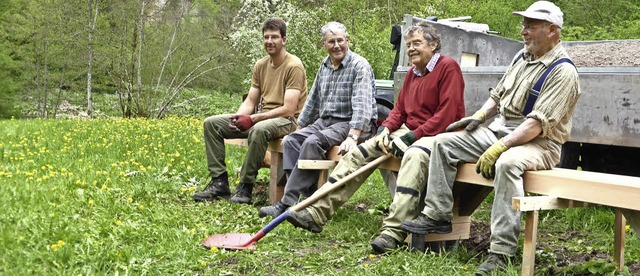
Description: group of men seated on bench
xmin=191 ymin=1 xmax=580 ymax=274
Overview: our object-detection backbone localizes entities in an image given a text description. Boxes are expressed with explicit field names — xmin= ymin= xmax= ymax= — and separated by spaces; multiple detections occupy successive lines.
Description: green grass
xmin=1 ymin=117 xmax=638 ymax=275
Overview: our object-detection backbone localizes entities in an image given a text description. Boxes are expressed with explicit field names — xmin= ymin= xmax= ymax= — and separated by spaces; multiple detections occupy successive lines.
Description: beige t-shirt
xmin=251 ymin=54 xmax=307 ymax=117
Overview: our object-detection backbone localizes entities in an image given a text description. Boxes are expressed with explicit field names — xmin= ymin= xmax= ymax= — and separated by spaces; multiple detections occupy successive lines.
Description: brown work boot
xmin=230 ymin=183 xmax=253 ymax=204
xmin=400 ymin=214 xmax=452 ymax=235
xmin=475 ymin=253 xmax=512 ymax=275
xmin=371 ymin=234 xmax=402 ymax=254
xmin=193 ymin=174 xmax=230 ymax=202
xmin=286 ymin=209 xmax=323 ymax=233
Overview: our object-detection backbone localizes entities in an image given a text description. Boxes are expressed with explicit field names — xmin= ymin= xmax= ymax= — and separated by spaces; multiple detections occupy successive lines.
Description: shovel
xmin=202 ymin=154 xmax=392 ymax=250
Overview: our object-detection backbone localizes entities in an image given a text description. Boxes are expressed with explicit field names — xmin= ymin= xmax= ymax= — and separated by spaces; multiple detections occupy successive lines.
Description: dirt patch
xmin=463 ymin=221 xmax=640 ymax=274
xmin=566 ymin=41 xmax=640 ymax=67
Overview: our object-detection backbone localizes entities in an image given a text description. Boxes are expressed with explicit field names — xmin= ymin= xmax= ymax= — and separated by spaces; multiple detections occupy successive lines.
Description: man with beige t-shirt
xmin=193 ymin=18 xmax=307 ymax=204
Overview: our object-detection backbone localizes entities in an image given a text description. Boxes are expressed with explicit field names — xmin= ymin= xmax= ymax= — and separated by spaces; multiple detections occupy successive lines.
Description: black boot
xmin=258 ymin=201 xmax=290 ymax=218
xmin=193 ymin=173 xmax=230 ymax=202
xmin=230 ymin=183 xmax=253 ymax=204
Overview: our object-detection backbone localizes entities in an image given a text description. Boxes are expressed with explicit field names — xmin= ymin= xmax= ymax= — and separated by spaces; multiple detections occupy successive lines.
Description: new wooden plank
xmin=614 ymin=209 xmax=626 ymax=272
xmin=297 ymin=160 xmax=337 ymax=170
xmin=521 ymin=210 xmax=539 ymax=276
xmin=513 ymin=196 xmax=591 ymax=211
xmin=523 ymin=169 xmax=640 ymax=211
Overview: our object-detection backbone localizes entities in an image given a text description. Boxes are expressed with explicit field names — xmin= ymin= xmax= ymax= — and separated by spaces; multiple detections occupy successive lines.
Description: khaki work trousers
xmin=306 ymin=125 xmax=435 ymax=242
xmin=422 ymin=121 xmax=561 ymax=256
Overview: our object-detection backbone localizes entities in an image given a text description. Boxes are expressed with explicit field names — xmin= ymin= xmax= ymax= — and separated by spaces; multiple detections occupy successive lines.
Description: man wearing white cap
xmin=401 ymin=1 xmax=581 ymax=274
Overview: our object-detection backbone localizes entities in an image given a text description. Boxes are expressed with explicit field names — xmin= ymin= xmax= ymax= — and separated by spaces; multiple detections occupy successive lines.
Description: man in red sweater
xmin=285 ymin=23 xmax=465 ymax=254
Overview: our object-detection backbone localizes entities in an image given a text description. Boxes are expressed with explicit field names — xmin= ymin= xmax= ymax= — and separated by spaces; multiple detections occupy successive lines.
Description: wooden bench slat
xmin=297 ymin=160 xmax=337 ymax=170
xmin=513 ymin=196 xmax=591 ymax=211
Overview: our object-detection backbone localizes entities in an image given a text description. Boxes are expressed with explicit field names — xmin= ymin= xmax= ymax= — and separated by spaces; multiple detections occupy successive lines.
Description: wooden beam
xmin=297 ymin=160 xmax=337 ymax=170
xmin=521 ymin=210 xmax=539 ymax=276
xmin=523 ymin=168 xmax=640 ymax=211
xmin=512 ymin=196 xmax=591 ymax=212
xmin=268 ymin=150 xmax=284 ymax=205
xmin=456 ymin=163 xmax=640 ymax=212
xmin=614 ymin=209 xmax=626 ymax=272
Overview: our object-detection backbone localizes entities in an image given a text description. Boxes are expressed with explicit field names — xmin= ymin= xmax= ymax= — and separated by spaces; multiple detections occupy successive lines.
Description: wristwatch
xmin=348 ymin=133 xmax=359 ymax=141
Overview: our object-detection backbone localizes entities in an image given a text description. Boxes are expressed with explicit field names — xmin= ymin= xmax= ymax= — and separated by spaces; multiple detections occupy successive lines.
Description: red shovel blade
xmin=202 ymin=233 xmax=257 ymax=250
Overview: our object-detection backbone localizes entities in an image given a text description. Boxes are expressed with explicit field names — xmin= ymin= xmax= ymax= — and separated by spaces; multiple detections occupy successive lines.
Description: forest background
xmin=0 ymin=0 xmax=639 ymax=119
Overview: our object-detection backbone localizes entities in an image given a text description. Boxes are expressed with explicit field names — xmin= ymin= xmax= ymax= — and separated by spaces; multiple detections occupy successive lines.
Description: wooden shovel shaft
xmin=289 ymin=154 xmax=392 ymax=212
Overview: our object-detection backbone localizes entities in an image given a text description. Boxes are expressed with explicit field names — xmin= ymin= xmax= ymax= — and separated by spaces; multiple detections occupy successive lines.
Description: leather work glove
xmin=446 ymin=111 xmax=486 ymax=132
xmin=231 ymin=114 xmax=254 ymax=132
xmin=338 ymin=137 xmax=358 ymax=155
xmin=228 ymin=116 xmax=241 ymax=132
xmin=390 ymin=132 xmax=416 ymax=157
xmin=476 ymin=138 xmax=509 ymax=179
xmin=373 ymin=126 xmax=391 ymax=154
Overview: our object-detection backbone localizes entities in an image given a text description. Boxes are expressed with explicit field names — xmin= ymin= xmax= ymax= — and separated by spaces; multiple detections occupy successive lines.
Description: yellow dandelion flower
xmin=626 ymin=225 xmax=631 ymax=233
xmin=88 ymin=199 xmax=94 ymax=206
xmin=128 ymin=197 xmax=133 ymax=203
xmin=364 ymin=264 xmax=369 ymax=268
xmin=181 ymin=187 xmax=187 ymax=193
xmin=18 ymin=236 xmax=24 ymax=241
xmin=101 ymin=184 xmax=107 ymax=191
xmin=209 ymin=246 xmax=219 ymax=253
xmin=115 ymin=220 xmax=122 ymax=226
xmin=138 ymin=204 xmax=144 ymax=210
xmin=368 ymin=254 xmax=376 ymax=259
xmin=51 ymin=244 xmax=58 ymax=251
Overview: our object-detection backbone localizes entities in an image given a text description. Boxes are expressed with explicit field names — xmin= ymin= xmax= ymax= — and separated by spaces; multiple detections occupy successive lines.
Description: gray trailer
xmin=389 ymin=14 xmax=640 ymax=176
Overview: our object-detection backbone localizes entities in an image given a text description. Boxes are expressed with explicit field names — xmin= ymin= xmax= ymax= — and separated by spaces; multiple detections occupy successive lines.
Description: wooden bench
xmin=452 ymin=164 xmax=640 ymax=276
xmin=225 ymin=138 xmax=640 ymax=275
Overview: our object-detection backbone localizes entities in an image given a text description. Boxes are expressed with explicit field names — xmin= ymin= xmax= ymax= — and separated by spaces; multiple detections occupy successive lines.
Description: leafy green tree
xmin=0 ymin=0 xmax=20 ymax=118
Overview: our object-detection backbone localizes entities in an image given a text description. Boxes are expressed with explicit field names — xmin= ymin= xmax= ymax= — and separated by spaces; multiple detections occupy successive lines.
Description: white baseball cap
xmin=513 ymin=1 xmax=564 ymax=28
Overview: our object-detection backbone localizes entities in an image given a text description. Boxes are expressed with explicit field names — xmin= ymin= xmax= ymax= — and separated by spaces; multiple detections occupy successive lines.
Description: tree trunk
xmin=87 ymin=0 xmax=100 ymax=118
xmin=135 ymin=1 xmax=145 ymax=110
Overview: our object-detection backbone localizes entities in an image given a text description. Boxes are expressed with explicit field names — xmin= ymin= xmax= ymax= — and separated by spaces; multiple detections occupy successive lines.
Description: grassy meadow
xmin=1 ymin=115 xmax=638 ymax=275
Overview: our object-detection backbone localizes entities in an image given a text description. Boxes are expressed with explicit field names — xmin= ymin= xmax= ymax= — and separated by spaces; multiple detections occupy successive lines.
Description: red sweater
xmin=382 ymin=56 xmax=465 ymax=139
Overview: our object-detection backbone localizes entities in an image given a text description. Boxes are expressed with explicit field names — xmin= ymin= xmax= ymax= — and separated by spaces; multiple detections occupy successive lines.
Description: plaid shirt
xmin=490 ymin=43 xmax=581 ymax=143
xmin=298 ymin=50 xmax=377 ymax=132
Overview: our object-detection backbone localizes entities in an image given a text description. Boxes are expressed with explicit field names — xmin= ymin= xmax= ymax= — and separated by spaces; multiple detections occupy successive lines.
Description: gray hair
xmin=403 ymin=23 xmax=441 ymax=53
xmin=321 ymin=21 xmax=349 ymax=39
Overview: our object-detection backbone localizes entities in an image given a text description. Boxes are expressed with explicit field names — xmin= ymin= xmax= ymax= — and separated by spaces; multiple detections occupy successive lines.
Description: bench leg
xmin=409 ymin=234 xmax=427 ymax=252
xmin=317 ymin=169 xmax=328 ymax=188
xmin=614 ymin=209 xmax=626 ymax=272
xmin=268 ymin=150 xmax=284 ymax=205
xmin=521 ymin=210 xmax=538 ymax=276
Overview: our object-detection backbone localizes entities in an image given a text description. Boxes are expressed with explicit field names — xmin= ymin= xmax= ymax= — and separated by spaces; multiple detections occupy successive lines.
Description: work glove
xmin=228 ymin=117 xmax=241 ymax=132
xmin=373 ymin=126 xmax=391 ymax=154
xmin=231 ymin=114 xmax=254 ymax=132
xmin=338 ymin=137 xmax=358 ymax=155
xmin=476 ymin=138 xmax=509 ymax=179
xmin=446 ymin=111 xmax=486 ymax=132
xmin=390 ymin=132 xmax=416 ymax=157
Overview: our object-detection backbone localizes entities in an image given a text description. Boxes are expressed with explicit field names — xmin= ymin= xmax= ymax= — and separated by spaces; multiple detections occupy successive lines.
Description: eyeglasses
xmin=520 ymin=22 xmax=550 ymax=31
xmin=405 ymin=40 xmax=425 ymax=49
xmin=325 ymin=38 xmax=347 ymax=46
xmin=263 ymin=35 xmax=282 ymax=41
